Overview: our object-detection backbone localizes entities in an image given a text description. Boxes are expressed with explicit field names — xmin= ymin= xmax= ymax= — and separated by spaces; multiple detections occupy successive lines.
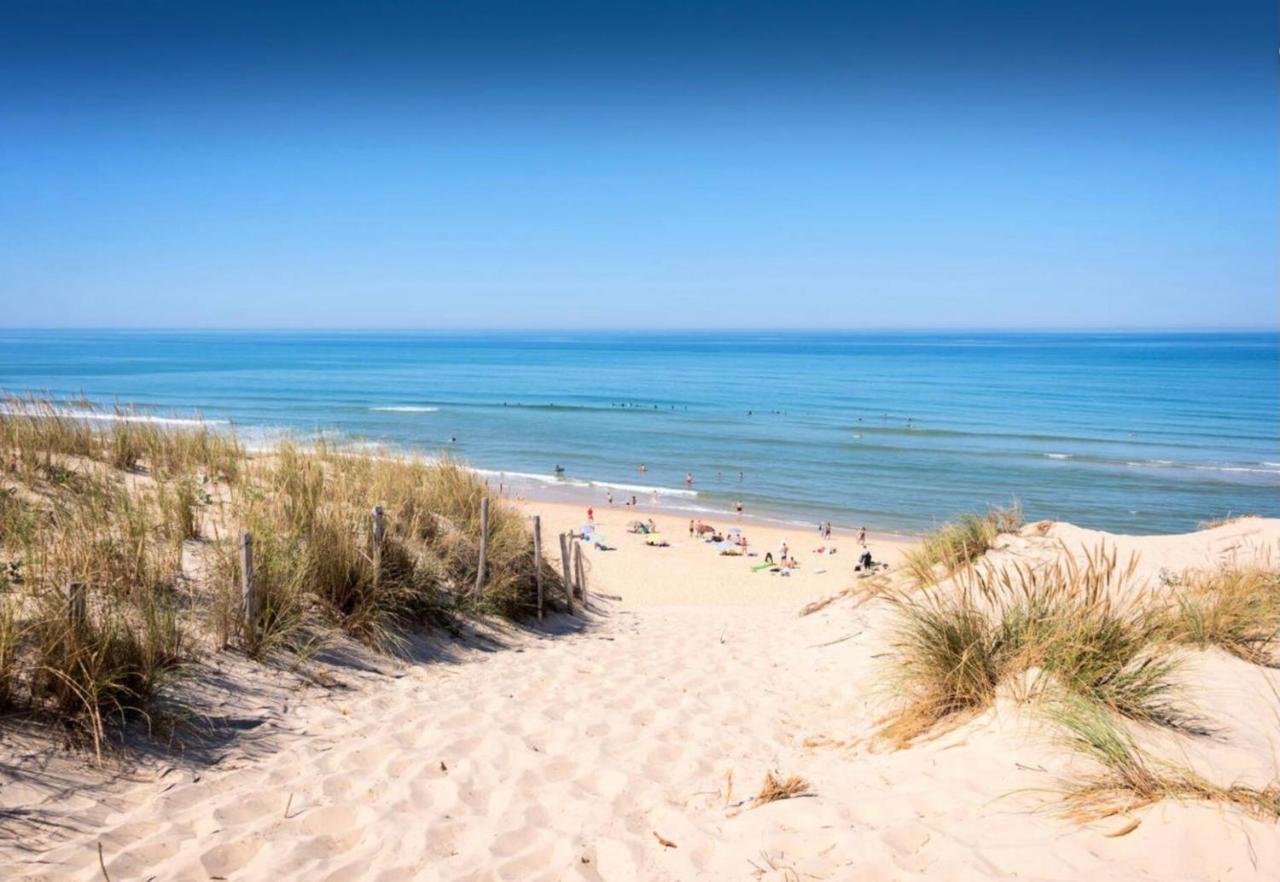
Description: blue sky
xmin=0 ymin=1 xmax=1274 ymax=330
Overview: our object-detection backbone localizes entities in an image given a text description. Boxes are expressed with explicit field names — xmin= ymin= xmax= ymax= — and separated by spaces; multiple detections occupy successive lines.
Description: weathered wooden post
xmin=558 ymin=532 xmax=575 ymax=615
xmin=239 ymin=530 xmax=257 ymax=643
xmin=574 ymin=541 xmax=587 ymax=605
xmin=474 ymin=496 xmax=490 ymax=597
xmin=65 ymin=581 xmax=86 ymax=632
xmin=532 ymin=515 xmax=544 ymax=621
xmin=371 ymin=505 xmax=385 ymax=586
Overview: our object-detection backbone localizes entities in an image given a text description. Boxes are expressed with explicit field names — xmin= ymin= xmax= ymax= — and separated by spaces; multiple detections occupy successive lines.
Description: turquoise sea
xmin=1 ymin=330 xmax=1276 ymax=534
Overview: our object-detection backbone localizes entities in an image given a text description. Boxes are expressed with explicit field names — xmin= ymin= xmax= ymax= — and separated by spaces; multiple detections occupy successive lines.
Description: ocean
xmin=1 ymin=330 xmax=1276 ymax=534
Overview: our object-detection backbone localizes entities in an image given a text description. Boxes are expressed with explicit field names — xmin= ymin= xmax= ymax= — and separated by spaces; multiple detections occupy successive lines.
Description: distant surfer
xmin=553 ymin=464 xmax=565 ymax=475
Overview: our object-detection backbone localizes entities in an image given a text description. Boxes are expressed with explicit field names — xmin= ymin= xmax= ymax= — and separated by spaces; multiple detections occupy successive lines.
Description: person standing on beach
xmin=859 ymin=526 xmax=866 ymax=545
xmin=780 ymin=538 xmax=789 ymax=563
xmin=735 ymin=499 xmax=743 ymax=516
xmin=606 ymin=492 xmax=613 ymax=506
xmin=689 ymin=519 xmax=695 ymax=537
xmin=587 ymin=507 xmax=594 ymax=523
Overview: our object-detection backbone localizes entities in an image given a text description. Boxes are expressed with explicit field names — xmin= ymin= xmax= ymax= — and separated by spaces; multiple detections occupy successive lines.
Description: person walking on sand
xmin=587 ymin=507 xmax=594 ymax=523
xmin=606 ymin=491 xmax=613 ymax=506
xmin=689 ymin=519 xmax=695 ymax=537
xmin=859 ymin=526 xmax=866 ymax=545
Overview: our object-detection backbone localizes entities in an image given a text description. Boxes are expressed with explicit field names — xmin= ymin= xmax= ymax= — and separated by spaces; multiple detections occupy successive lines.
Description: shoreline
xmin=472 ymin=466 xmax=926 ymax=545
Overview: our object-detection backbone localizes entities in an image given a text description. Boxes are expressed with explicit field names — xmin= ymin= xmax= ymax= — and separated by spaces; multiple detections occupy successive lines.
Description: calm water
xmin=1 ymin=330 xmax=1276 ymax=534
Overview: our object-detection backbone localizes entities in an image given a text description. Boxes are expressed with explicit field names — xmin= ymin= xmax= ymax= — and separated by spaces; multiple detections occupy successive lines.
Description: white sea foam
xmin=0 ymin=405 xmax=228 ymax=426
xmin=369 ymin=406 xmax=440 ymax=413
xmin=1045 ymin=453 xmax=1072 ymax=460
xmin=473 ymin=468 xmax=591 ymax=489
xmin=587 ymin=480 xmax=697 ymax=498
xmin=471 ymin=470 xmax=698 ymax=499
xmin=1123 ymin=458 xmax=1280 ymax=476
xmin=1193 ymin=465 xmax=1280 ymax=475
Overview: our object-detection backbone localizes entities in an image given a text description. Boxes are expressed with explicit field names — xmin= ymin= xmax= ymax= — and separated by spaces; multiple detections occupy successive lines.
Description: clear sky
xmin=0 ymin=1 xmax=1275 ymax=330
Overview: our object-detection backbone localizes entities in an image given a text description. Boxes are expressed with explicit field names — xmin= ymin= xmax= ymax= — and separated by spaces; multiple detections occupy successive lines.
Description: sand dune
xmin=4 ymin=506 xmax=1279 ymax=880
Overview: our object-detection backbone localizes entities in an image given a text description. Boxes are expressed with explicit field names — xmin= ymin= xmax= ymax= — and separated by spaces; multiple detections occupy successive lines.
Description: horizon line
xmin=1 ymin=325 xmax=1276 ymax=335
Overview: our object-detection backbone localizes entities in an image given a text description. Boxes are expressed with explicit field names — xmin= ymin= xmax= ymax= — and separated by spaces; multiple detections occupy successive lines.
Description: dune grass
xmin=1160 ymin=566 xmax=1280 ymax=666
xmin=1049 ymin=698 xmax=1280 ymax=822
xmin=215 ymin=441 xmax=550 ymax=656
xmin=0 ymin=397 xmax=557 ymax=756
xmin=881 ymin=545 xmax=1202 ymax=746
xmin=0 ymin=465 xmax=190 ymax=757
xmin=903 ymin=504 xmax=1023 ymax=586
xmin=883 ymin=537 xmax=1280 ymax=820
xmin=1 ymin=395 xmax=242 ymax=482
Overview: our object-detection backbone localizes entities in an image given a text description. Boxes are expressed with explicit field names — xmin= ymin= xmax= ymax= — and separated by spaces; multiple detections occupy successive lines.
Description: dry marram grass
xmin=0 ymin=397 xmax=561 ymax=756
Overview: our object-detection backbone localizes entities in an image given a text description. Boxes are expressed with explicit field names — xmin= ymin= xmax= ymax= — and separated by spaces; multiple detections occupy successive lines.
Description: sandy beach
xmin=5 ymin=492 xmax=1280 ymax=881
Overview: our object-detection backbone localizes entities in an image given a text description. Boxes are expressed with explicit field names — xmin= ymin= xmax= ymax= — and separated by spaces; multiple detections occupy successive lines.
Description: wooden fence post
xmin=239 ymin=530 xmax=257 ymax=643
xmin=558 ymin=532 xmax=575 ymax=615
xmin=474 ymin=497 xmax=489 ymax=597
xmin=371 ymin=505 xmax=385 ymax=586
xmin=533 ymin=515 xmax=544 ymax=621
xmin=574 ymin=541 xmax=587 ymax=605
xmin=65 ymin=581 xmax=86 ymax=632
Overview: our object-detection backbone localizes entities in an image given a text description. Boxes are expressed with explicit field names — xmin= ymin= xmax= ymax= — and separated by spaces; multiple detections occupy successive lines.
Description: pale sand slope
xmin=3 ymin=507 xmax=1280 ymax=881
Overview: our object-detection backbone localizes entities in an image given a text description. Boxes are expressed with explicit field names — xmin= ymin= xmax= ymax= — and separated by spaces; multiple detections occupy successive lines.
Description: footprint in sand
xmin=199 ymin=837 xmax=264 ymax=876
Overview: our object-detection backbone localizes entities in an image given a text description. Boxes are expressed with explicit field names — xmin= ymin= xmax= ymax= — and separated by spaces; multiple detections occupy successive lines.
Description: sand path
xmin=5 ymin=508 xmax=1280 ymax=880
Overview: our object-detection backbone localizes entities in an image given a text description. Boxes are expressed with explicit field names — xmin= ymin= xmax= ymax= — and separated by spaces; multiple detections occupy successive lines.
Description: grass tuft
xmin=1160 ymin=567 xmax=1280 ymax=666
xmin=1050 ymin=697 xmax=1280 ymax=822
xmin=752 ymin=771 xmax=811 ymax=807
xmin=881 ymin=545 xmax=1204 ymax=745
xmin=903 ymin=504 xmax=1023 ymax=586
